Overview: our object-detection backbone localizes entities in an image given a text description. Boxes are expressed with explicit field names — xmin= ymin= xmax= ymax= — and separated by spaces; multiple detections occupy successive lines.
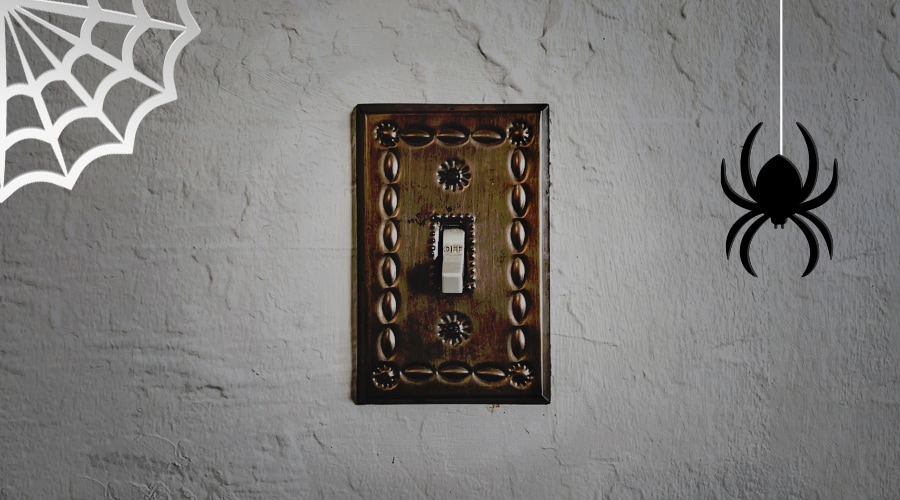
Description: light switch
xmin=354 ymin=104 xmax=549 ymax=404
xmin=441 ymin=228 xmax=466 ymax=294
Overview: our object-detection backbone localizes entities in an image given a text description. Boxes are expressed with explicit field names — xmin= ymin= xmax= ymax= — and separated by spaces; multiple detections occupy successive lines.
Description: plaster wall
xmin=1 ymin=0 xmax=899 ymax=498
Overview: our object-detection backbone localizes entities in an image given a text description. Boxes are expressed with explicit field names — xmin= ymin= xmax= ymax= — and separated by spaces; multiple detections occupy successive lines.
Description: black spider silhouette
xmin=721 ymin=122 xmax=838 ymax=277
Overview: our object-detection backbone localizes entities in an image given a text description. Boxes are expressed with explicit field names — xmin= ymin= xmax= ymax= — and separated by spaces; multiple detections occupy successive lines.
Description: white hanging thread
xmin=779 ymin=0 xmax=784 ymax=154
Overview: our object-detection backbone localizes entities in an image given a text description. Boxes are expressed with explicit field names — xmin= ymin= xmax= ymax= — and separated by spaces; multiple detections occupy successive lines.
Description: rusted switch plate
xmin=354 ymin=104 xmax=549 ymax=404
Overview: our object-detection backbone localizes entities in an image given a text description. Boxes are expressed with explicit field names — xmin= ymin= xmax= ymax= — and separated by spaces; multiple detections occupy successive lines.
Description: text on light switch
xmin=441 ymin=228 xmax=466 ymax=294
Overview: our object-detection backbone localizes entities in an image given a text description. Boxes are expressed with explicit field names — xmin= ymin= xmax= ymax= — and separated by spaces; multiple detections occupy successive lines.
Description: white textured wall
xmin=2 ymin=0 xmax=899 ymax=498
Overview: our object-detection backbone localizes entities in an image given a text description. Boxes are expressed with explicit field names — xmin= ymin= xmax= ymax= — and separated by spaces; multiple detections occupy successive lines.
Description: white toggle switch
xmin=441 ymin=228 xmax=466 ymax=294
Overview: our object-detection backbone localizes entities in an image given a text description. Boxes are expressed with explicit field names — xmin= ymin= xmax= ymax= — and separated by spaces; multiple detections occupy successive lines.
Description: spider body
xmin=721 ymin=122 xmax=838 ymax=277
xmin=754 ymin=154 xmax=803 ymax=227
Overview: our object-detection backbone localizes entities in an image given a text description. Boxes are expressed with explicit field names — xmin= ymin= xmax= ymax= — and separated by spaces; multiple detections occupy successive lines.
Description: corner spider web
xmin=0 ymin=0 xmax=200 ymax=202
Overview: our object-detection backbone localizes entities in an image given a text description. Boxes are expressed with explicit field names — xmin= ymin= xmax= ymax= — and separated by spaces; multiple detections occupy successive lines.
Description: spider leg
xmin=788 ymin=215 xmax=821 ymax=277
xmin=738 ymin=214 xmax=770 ymax=277
xmin=797 ymin=211 xmax=833 ymax=258
xmin=726 ymin=210 xmax=762 ymax=257
xmin=740 ymin=122 xmax=763 ymax=198
xmin=721 ymin=160 xmax=757 ymax=210
xmin=799 ymin=159 xmax=838 ymax=211
xmin=797 ymin=123 xmax=819 ymax=200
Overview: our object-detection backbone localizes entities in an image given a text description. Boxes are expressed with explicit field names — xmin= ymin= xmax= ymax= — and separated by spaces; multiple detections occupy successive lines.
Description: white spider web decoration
xmin=1 ymin=0 xmax=200 ymax=202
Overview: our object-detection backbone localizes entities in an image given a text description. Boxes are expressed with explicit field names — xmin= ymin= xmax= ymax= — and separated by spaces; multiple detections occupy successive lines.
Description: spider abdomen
xmin=755 ymin=155 xmax=803 ymax=225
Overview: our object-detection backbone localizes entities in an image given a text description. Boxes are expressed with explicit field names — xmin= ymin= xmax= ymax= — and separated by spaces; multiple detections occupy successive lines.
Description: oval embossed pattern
xmin=379 ymin=327 xmax=396 ymax=358
xmin=381 ymin=290 xmax=398 ymax=322
xmin=474 ymin=365 xmax=508 ymax=384
xmin=402 ymin=364 xmax=435 ymax=381
xmin=436 ymin=127 xmax=469 ymax=145
xmin=510 ymin=328 xmax=526 ymax=360
xmin=438 ymin=362 xmax=472 ymax=382
xmin=510 ymin=256 xmax=526 ymax=289
xmin=471 ymin=128 xmax=505 ymax=146
xmin=399 ymin=128 xmax=434 ymax=147
xmin=382 ymin=151 xmax=399 ymax=182
xmin=382 ymin=186 xmax=398 ymax=217
xmin=511 ymin=292 xmax=528 ymax=324
xmin=511 ymin=184 xmax=529 ymax=216
xmin=510 ymin=220 xmax=527 ymax=252
xmin=382 ymin=220 xmax=399 ymax=252
xmin=510 ymin=149 xmax=526 ymax=181
xmin=381 ymin=255 xmax=398 ymax=287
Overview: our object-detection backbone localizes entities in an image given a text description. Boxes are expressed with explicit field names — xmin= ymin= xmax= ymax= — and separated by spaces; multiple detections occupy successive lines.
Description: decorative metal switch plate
xmin=354 ymin=104 xmax=549 ymax=404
